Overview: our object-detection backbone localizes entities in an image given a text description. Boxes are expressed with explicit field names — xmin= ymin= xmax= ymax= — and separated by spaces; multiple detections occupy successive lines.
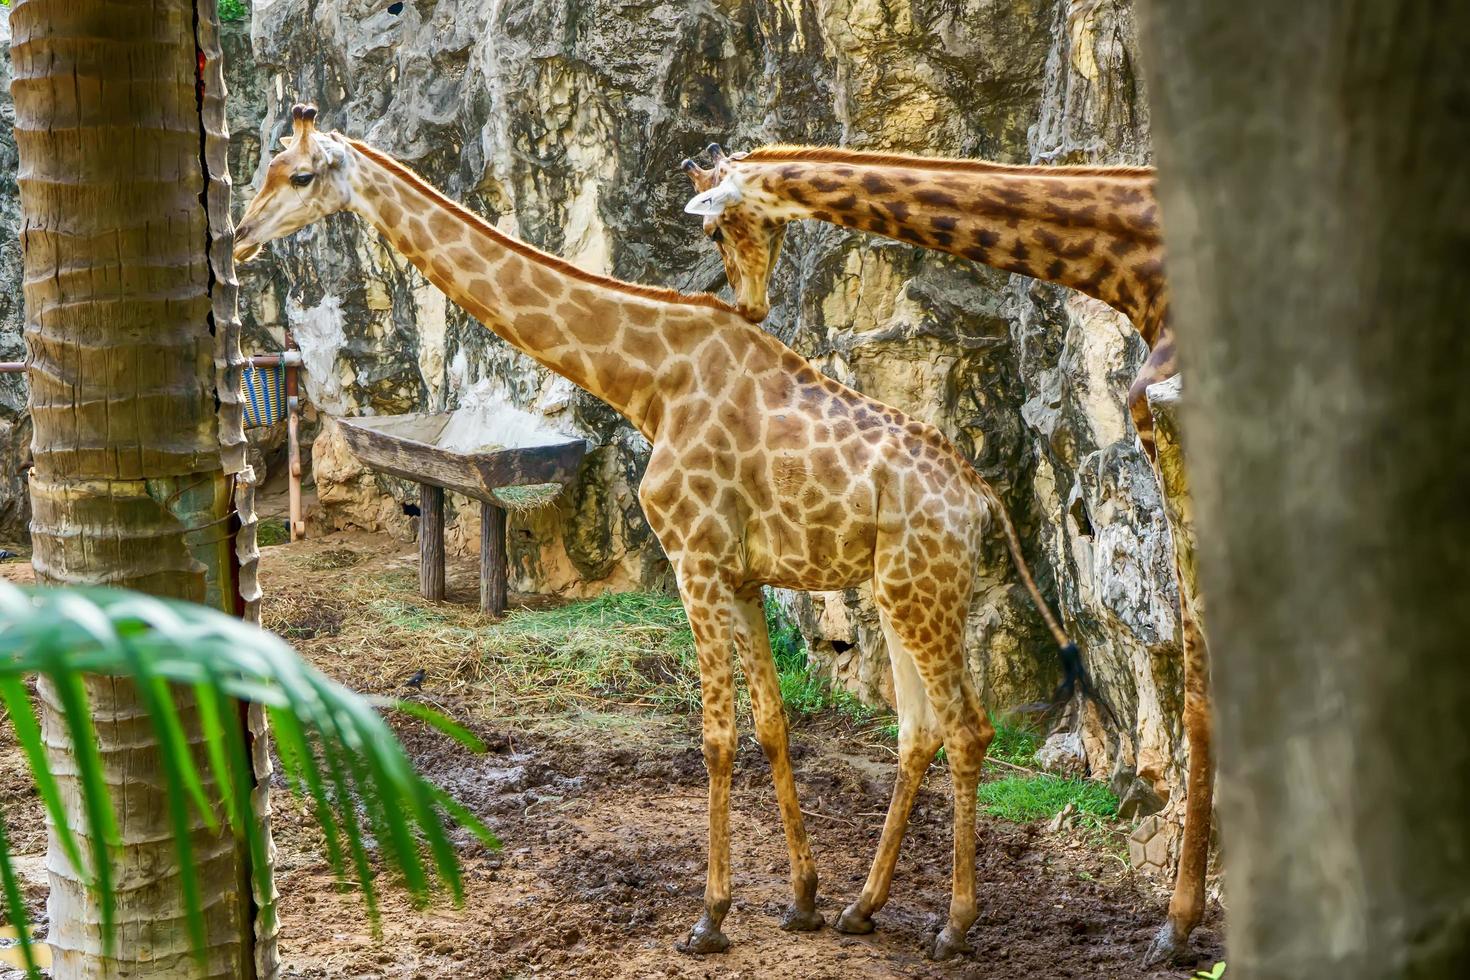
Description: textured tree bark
xmin=1137 ymin=2 xmax=1470 ymax=977
xmin=11 ymin=0 xmax=276 ymax=976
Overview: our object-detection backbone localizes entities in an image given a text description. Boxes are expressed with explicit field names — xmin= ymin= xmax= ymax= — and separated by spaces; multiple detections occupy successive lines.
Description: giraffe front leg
xmin=673 ymin=570 xmax=738 ymax=956
xmin=1145 ymin=606 xmax=1214 ymax=967
xmin=732 ymin=588 xmax=824 ymax=932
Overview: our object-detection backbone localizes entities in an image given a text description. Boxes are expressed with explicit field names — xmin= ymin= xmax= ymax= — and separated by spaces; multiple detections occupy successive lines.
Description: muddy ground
xmin=1 ymin=531 xmax=1222 ymax=979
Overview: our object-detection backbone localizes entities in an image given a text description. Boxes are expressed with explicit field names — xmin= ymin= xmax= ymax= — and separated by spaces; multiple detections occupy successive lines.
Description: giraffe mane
xmin=348 ymin=139 xmax=740 ymax=316
xmin=742 ymin=144 xmax=1155 ymax=178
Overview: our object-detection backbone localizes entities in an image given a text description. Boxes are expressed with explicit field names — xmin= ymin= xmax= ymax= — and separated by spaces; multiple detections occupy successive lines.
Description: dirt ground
xmin=1 ymin=531 xmax=1223 ymax=979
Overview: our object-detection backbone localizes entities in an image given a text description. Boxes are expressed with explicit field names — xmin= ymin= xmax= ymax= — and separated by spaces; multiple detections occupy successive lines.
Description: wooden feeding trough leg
xmin=419 ymin=483 xmax=446 ymax=601
xmin=481 ymin=500 xmax=508 ymax=616
xmin=335 ymin=411 xmax=586 ymax=615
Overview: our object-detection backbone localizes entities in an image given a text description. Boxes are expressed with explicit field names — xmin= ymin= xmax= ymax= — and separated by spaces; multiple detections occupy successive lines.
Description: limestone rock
xmin=310 ymin=418 xmax=413 ymax=539
xmin=1035 ymin=731 xmax=1084 ymax=776
xmin=0 ymin=8 xmax=29 ymax=543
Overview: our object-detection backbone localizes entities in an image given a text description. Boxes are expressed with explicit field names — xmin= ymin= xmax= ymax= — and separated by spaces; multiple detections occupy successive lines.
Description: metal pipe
xmin=284 ymin=332 xmax=304 ymax=541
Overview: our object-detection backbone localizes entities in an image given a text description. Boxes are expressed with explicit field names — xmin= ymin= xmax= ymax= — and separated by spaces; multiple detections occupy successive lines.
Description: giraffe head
xmin=234 ymin=104 xmax=355 ymax=263
xmin=681 ymin=144 xmax=787 ymax=322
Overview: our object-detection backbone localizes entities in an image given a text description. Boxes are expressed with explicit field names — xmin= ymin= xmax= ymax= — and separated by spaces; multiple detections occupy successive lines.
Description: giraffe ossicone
xmin=235 ymin=105 xmax=1092 ymax=963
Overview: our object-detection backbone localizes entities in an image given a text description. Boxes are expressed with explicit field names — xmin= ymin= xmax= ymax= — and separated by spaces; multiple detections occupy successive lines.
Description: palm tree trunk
xmin=11 ymin=0 xmax=276 ymax=976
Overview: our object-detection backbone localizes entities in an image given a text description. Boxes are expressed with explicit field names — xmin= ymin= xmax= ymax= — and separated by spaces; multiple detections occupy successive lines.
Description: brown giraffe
xmin=681 ymin=143 xmax=1210 ymax=966
xmin=235 ymin=106 xmax=1093 ymax=961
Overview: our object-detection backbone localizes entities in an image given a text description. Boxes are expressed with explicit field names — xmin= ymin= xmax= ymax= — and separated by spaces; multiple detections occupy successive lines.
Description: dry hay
xmin=258 ymin=539 xmax=702 ymax=719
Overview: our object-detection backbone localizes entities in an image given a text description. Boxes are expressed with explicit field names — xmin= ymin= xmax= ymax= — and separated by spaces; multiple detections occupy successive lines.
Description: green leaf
xmin=0 ymin=580 xmax=496 ymax=968
xmin=0 ymin=676 xmax=87 ymax=885
xmin=0 ymin=810 xmax=40 ymax=978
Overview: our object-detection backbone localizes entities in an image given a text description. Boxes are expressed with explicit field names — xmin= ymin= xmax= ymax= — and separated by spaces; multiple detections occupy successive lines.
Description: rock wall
xmin=0 ymin=0 xmax=1188 ymax=808
xmin=0 ymin=8 xmax=31 ymax=544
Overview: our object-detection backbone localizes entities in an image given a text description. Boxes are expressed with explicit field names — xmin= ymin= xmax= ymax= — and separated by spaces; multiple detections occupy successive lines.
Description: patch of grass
xmin=764 ymin=592 xmax=885 ymax=724
xmin=930 ymin=714 xmax=1040 ymax=769
xmin=219 ymin=0 xmax=249 ymax=22
xmin=978 ymin=773 xmax=1118 ymax=825
xmin=371 ymin=598 xmax=453 ymax=632
xmin=477 ymin=592 xmax=701 ymax=713
xmin=256 ymin=518 xmax=290 ymax=546
xmin=987 ymin=717 xmax=1042 ymax=768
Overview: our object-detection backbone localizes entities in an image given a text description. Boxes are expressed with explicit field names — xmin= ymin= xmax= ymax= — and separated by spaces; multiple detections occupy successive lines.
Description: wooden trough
xmin=336 ymin=411 xmax=587 ymax=615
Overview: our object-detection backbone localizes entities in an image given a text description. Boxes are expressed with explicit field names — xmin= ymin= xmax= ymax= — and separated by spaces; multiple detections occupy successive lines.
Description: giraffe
xmin=235 ymin=106 xmax=1096 ymax=961
xmin=681 ymin=143 xmax=1210 ymax=966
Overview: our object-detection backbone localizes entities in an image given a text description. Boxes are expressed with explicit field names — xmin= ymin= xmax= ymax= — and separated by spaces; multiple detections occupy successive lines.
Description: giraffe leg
xmin=835 ymin=611 xmax=942 ymax=936
xmin=731 ymin=587 xmax=824 ymax=932
xmin=672 ymin=568 xmax=739 ymax=956
xmin=926 ymin=674 xmax=991 ymax=961
xmin=1145 ymin=605 xmax=1214 ymax=966
xmin=1128 ymin=340 xmax=1177 ymax=463
xmin=1134 ymin=357 xmax=1215 ymax=966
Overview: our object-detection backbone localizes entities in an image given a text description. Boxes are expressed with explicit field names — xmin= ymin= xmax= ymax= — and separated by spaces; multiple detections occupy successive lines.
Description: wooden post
xmin=480 ymin=499 xmax=508 ymax=616
xmin=418 ymin=483 xmax=445 ymax=601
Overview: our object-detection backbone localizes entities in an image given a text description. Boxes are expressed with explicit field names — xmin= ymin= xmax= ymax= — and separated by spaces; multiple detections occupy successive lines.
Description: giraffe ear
xmin=322 ymin=136 xmax=348 ymax=169
xmin=684 ymin=175 xmax=743 ymax=217
xmin=278 ymin=135 xmax=296 ymax=150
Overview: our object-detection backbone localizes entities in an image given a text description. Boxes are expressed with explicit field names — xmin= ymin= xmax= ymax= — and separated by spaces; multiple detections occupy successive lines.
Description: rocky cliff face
xmin=0 ymin=0 xmax=1188 ymax=819
xmin=0 ymin=8 xmax=31 ymax=543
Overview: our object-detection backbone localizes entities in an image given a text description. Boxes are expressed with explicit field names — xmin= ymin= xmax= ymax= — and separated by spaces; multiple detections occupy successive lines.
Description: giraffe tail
xmin=978 ymin=483 xmax=1119 ymax=729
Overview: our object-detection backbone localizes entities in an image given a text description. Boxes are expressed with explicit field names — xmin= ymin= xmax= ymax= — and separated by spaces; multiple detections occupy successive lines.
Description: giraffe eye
xmin=709 ymin=227 xmax=724 ymax=244
xmin=290 ymin=172 xmax=315 ymax=187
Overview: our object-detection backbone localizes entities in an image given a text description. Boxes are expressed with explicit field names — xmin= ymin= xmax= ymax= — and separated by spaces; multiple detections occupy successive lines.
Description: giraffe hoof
xmin=675 ymin=914 xmax=730 ymax=955
xmin=834 ymin=903 xmax=876 ymax=935
xmin=929 ymin=926 xmax=974 ymax=961
xmin=1142 ymin=920 xmax=1195 ymax=967
xmin=779 ymin=903 xmax=825 ymax=932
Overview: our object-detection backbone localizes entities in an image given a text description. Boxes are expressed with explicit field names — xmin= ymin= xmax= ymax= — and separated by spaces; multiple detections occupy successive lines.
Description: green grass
xmin=474 ymin=592 xmax=702 ymax=713
xmin=765 ymin=592 xmax=884 ymax=723
xmin=256 ymin=518 xmax=290 ymax=546
xmin=219 ymin=0 xmax=248 ymax=22
xmin=986 ymin=717 xmax=1043 ymax=767
xmin=978 ymin=773 xmax=1118 ymax=824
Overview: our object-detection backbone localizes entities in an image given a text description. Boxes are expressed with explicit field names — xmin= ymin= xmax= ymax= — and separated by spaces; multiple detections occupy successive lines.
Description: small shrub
xmin=219 ymin=0 xmax=249 ymax=22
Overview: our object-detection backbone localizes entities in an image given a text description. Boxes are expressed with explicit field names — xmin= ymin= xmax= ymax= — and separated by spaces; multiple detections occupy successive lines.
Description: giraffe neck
xmin=743 ymin=156 xmax=1168 ymax=342
xmin=344 ymin=140 xmax=732 ymax=436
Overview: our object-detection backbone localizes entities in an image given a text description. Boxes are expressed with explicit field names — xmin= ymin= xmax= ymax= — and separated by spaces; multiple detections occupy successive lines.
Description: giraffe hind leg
xmin=1145 ymin=605 xmax=1213 ymax=966
xmin=836 ymin=609 xmax=943 ymax=935
xmin=924 ymin=667 xmax=991 ymax=961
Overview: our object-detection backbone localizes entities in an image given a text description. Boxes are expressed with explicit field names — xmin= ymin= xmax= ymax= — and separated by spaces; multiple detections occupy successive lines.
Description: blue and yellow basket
xmin=240 ymin=362 xmax=288 ymax=428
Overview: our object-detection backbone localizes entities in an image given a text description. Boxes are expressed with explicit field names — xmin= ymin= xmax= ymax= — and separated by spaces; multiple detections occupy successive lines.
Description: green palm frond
xmin=0 ymin=581 xmax=499 ymax=977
